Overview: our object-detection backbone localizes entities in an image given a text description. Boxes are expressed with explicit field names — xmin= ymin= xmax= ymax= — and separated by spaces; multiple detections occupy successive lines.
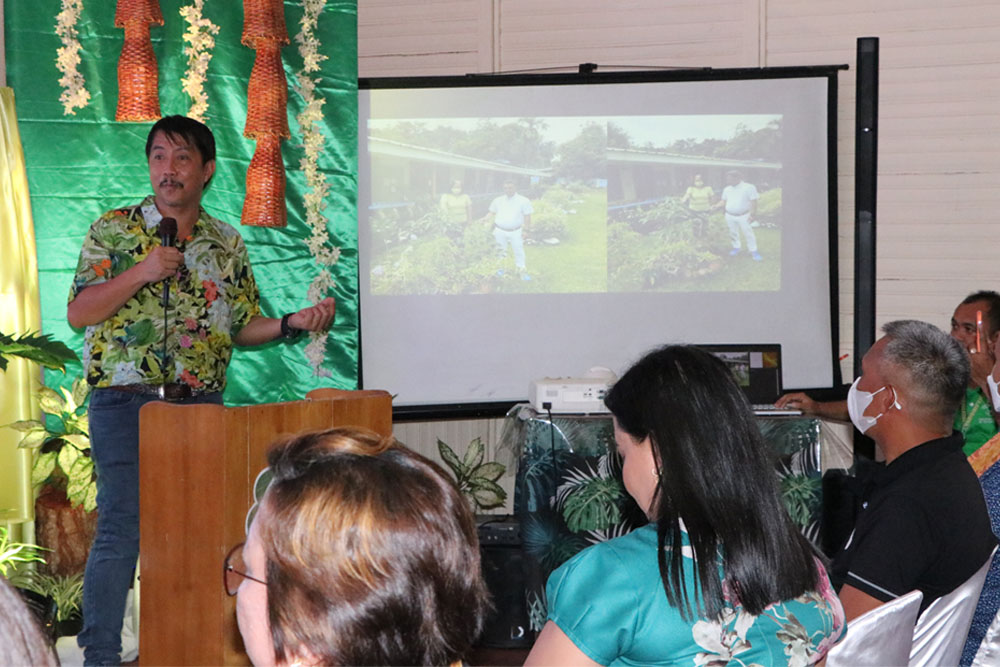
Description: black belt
xmin=494 ymin=225 xmax=522 ymax=232
xmin=108 ymin=383 xmax=195 ymax=402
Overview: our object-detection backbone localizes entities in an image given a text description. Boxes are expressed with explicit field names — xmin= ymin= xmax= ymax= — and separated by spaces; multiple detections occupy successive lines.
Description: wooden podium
xmin=137 ymin=389 xmax=392 ymax=666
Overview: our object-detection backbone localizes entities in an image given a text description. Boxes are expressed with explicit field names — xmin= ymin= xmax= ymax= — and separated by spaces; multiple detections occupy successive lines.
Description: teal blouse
xmin=546 ymin=524 xmax=846 ymax=666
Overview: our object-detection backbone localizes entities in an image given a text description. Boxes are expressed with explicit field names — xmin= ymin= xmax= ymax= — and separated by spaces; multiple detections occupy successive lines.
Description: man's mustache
xmin=160 ymin=179 xmax=182 ymax=188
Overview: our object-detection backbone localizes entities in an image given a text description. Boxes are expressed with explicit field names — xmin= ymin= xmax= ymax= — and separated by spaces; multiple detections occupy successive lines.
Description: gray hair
xmin=881 ymin=320 xmax=969 ymax=421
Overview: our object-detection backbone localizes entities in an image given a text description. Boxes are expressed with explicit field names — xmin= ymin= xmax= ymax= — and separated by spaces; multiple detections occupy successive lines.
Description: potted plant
xmin=0 ymin=330 xmax=77 ymax=372
xmin=10 ymin=570 xmax=84 ymax=638
xmin=0 ymin=525 xmax=58 ymax=638
xmin=6 ymin=376 xmax=96 ymax=575
xmin=437 ymin=437 xmax=507 ymax=511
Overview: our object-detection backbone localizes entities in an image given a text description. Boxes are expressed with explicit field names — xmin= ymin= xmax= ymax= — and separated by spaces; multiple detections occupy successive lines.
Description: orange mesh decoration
xmin=241 ymin=0 xmax=290 ymax=227
xmin=114 ymin=0 xmax=164 ymax=122
xmin=114 ymin=0 xmax=163 ymax=25
xmin=242 ymin=0 xmax=289 ymax=48
xmin=242 ymin=135 xmax=287 ymax=228
xmin=245 ymin=45 xmax=290 ymax=139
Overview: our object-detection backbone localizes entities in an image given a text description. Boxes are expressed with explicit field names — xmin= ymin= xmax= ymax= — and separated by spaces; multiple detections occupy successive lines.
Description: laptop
xmin=696 ymin=344 xmax=802 ymax=416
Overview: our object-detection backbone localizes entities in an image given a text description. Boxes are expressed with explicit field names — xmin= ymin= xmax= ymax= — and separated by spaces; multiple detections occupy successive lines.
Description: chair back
xmin=972 ymin=601 xmax=1000 ymax=666
xmin=909 ymin=546 xmax=997 ymax=667
xmin=825 ymin=589 xmax=922 ymax=667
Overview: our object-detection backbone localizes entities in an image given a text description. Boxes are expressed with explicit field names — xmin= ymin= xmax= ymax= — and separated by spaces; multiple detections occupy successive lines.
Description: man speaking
xmin=67 ymin=115 xmax=335 ymax=665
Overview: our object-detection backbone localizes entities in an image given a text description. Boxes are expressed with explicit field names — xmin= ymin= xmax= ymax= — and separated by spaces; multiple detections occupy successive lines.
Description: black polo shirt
xmin=830 ymin=431 xmax=996 ymax=613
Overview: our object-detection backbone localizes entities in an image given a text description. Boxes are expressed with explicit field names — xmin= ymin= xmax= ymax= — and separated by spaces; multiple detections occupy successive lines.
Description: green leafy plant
xmin=7 ymin=377 xmax=96 ymax=511
xmin=0 ymin=525 xmax=48 ymax=577
xmin=437 ymin=437 xmax=508 ymax=511
xmin=10 ymin=570 xmax=83 ymax=622
xmin=780 ymin=472 xmax=821 ymax=529
xmin=0 ymin=331 xmax=78 ymax=373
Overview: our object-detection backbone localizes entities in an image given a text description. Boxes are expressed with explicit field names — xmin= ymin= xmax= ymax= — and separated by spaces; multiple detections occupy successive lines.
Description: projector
xmin=529 ymin=367 xmax=616 ymax=414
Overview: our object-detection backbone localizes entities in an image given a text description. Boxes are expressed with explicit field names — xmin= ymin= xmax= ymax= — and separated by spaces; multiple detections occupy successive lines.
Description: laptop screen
xmin=697 ymin=344 xmax=784 ymax=405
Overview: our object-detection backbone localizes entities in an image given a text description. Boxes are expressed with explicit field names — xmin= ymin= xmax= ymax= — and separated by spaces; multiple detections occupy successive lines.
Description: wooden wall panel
xmin=496 ymin=0 xmax=760 ymax=71
xmin=359 ymin=0 xmax=1000 ymax=389
xmin=359 ymin=0 xmax=494 ymax=76
xmin=766 ymin=0 xmax=1000 ymax=349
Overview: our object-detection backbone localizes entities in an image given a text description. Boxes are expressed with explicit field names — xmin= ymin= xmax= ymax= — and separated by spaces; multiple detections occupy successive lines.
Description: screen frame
xmin=358 ymin=65 xmax=848 ymax=421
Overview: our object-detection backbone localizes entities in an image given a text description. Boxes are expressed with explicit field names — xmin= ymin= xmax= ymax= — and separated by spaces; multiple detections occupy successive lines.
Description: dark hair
xmin=258 ymin=427 xmax=490 ymax=666
xmin=604 ymin=345 xmax=819 ymax=621
xmin=0 ymin=577 xmax=58 ymax=666
xmin=961 ymin=290 xmax=1000 ymax=337
xmin=145 ymin=115 xmax=216 ymax=186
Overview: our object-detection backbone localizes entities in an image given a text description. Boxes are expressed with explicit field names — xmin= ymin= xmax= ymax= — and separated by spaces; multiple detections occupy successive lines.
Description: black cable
xmin=544 ymin=403 xmax=558 ymax=498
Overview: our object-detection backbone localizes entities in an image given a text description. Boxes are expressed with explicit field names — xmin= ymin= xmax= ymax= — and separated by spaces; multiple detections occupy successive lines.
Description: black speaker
xmin=477 ymin=517 xmax=533 ymax=648
xmin=853 ymin=36 xmax=879 ymax=461
xmin=853 ymin=36 xmax=879 ymax=375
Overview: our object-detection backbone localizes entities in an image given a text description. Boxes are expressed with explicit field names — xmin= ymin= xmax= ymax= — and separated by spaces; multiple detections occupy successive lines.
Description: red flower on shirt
xmin=202 ymin=280 xmax=218 ymax=303
xmin=180 ymin=369 xmax=205 ymax=389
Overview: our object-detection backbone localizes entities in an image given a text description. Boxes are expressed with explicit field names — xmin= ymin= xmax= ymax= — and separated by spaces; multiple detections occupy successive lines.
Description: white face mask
xmin=988 ymin=374 xmax=1000 ymax=412
xmin=847 ymin=377 xmax=901 ymax=434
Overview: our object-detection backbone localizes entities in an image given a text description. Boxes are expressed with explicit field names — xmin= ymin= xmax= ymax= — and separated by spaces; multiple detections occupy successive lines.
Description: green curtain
xmin=4 ymin=1 xmax=358 ymax=405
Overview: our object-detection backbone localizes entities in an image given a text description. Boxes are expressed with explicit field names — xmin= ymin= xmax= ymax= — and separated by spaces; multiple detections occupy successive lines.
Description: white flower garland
xmin=55 ymin=0 xmax=90 ymax=115
xmin=293 ymin=0 xmax=339 ymax=378
xmin=179 ymin=1 xmax=220 ymax=122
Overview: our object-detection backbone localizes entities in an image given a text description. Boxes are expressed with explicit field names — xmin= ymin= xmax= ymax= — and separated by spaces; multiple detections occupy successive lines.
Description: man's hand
xmin=775 ymin=393 xmax=850 ymax=421
xmin=968 ymin=346 xmax=995 ymax=393
xmin=775 ymin=392 xmax=819 ymax=413
xmin=139 ymin=246 xmax=184 ymax=283
xmin=68 ymin=246 xmax=184 ymax=328
xmin=287 ymin=297 xmax=335 ymax=332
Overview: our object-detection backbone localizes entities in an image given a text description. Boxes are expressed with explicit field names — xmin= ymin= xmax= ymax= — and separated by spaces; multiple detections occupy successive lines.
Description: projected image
xmin=606 ymin=115 xmax=782 ymax=293
xmin=367 ymin=117 xmax=608 ymax=295
xmin=714 ymin=351 xmax=752 ymax=388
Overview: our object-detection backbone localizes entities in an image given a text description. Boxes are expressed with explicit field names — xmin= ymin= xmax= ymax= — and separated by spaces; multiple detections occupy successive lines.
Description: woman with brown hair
xmin=0 ymin=576 xmax=58 ymax=666
xmin=224 ymin=426 xmax=490 ymax=666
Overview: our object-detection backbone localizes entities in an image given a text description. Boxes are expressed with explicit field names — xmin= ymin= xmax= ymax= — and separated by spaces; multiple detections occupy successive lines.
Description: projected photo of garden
xmin=365 ymin=114 xmax=783 ymax=296
xmin=606 ymin=114 xmax=783 ymax=292
xmin=367 ymin=117 xmax=608 ymax=295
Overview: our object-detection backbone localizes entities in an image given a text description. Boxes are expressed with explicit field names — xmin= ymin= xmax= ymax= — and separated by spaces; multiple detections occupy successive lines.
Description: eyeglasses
xmin=223 ymin=542 xmax=267 ymax=596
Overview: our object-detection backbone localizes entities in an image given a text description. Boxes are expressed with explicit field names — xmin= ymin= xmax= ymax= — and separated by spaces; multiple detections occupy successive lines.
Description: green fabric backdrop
xmin=5 ymin=1 xmax=358 ymax=405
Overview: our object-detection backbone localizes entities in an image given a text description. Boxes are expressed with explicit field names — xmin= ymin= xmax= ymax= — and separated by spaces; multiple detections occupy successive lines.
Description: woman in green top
xmin=439 ymin=179 xmax=472 ymax=224
xmin=525 ymin=346 xmax=845 ymax=666
xmin=680 ymin=173 xmax=715 ymax=212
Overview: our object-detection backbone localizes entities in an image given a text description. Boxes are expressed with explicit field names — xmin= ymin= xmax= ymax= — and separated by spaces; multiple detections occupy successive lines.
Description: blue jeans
xmin=79 ymin=388 xmax=222 ymax=666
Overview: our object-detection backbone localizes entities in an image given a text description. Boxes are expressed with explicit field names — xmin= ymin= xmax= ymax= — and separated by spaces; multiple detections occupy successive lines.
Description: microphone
xmin=159 ymin=217 xmax=178 ymax=382
xmin=159 ymin=217 xmax=177 ymax=308
xmin=159 ymin=216 xmax=178 ymax=248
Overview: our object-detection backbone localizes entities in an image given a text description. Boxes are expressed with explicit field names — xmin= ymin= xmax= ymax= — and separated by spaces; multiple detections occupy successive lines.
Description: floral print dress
xmin=545 ymin=524 xmax=846 ymax=666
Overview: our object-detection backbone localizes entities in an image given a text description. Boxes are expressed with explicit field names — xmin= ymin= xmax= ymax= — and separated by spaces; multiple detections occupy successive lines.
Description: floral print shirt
xmin=69 ymin=196 xmax=261 ymax=392
xmin=546 ymin=523 xmax=846 ymax=666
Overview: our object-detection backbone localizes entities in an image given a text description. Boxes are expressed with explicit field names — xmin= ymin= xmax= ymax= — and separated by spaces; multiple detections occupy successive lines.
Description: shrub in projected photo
xmin=371 ymin=216 xmax=504 ymax=295
xmin=523 ymin=193 xmax=568 ymax=244
xmin=755 ymin=187 xmax=783 ymax=227
xmin=608 ymin=198 xmax=729 ymax=290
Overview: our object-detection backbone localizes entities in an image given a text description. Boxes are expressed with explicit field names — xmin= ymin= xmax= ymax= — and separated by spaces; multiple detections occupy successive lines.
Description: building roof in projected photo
xmin=369 ymin=136 xmax=549 ymax=177
xmin=607 ymin=147 xmax=781 ymax=170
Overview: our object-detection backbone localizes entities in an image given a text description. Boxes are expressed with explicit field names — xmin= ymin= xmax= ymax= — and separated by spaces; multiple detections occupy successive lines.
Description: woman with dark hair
xmin=224 ymin=426 xmax=490 ymax=666
xmin=525 ymin=345 xmax=845 ymax=666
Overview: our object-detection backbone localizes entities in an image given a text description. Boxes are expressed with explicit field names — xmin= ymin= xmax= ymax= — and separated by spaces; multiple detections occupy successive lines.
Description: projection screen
xmin=358 ymin=67 xmax=844 ymax=417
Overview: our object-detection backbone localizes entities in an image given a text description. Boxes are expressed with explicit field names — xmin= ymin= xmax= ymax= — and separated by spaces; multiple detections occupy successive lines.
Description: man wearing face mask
xmin=829 ymin=320 xmax=996 ymax=622
xmin=776 ymin=290 xmax=1000 ymax=456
